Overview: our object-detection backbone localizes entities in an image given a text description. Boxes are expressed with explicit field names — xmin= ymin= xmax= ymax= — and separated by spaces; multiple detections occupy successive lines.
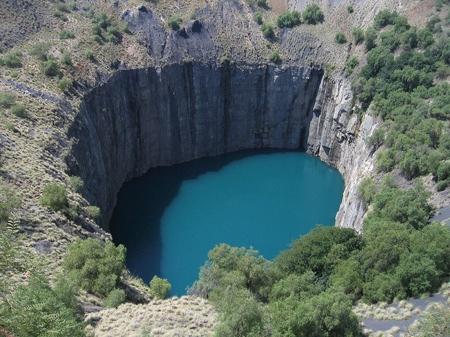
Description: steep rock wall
xmin=68 ymin=63 xmax=324 ymax=225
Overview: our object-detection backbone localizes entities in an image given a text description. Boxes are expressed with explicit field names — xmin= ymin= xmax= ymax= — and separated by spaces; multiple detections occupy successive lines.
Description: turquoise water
xmin=110 ymin=151 xmax=344 ymax=295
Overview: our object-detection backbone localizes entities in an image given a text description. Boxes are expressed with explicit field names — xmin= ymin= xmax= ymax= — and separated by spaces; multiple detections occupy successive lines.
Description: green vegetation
xmin=352 ymin=11 xmax=450 ymax=188
xmin=84 ymin=48 xmax=95 ymax=61
xmin=62 ymin=51 xmax=73 ymax=66
xmin=0 ymin=274 xmax=84 ymax=337
xmin=92 ymin=13 xmax=123 ymax=44
xmin=409 ymin=303 xmax=450 ymax=337
xmin=60 ymin=30 xmax=75 ymax=39
xmin=85 ymin=205 xmax=101 ymax=222
xmin=168 ymin=15 xmax=183 ymax=31
xmin=335 ymin=32 xmax=347 ymax=44
xmin=104 ymin=288 xmax=126 ymax=308
xmin=29 ymin=42 xmax=51 ymax=61
xmin=58 ymin=77 xmax=73 ymax=92
xmin=261 ymin=22 xmax=275 ymax=39
xmin=192 ymin=172 xmax=450 ymax=335
xmin=0 ymin=92 xmax=15 ymax=110
xmin=346 ymin=56 xmax=359 ymax=74
xmin=69 ymin=176 xmax=84 ymax=192
xmin=347 ymin=5 xmax=354 ymax=14
xmin=11 ymin=104 xmax=27 ymax=118
xmin=352 ymin=28 xmax=365 ymax=45
xmin=277 ymin=11 xmax=301 ymax=28
xmin=42 ymin=58 xmax=60 ymax=77
xmin=149 ymin=276 xmax=171 ymax=299
xmin=0 ymin=51 xmax=22 ymax=68
xmin=254 ymin=11 xmax=263 ymax=25
xmin=40 ymin=183 xmax=68 ymax=212
xmin=63 ymin=238 xmax=126 ymax=297
xmin=270 ymin=51 xmax=281 ymax=64
xmin=0 ymin=181 xmax=20 ymax=224
xmin=302 ymin=4 xmax=325 ymax=24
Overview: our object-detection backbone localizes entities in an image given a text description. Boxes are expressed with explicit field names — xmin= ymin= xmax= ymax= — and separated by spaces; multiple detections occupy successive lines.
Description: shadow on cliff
xmin=109 ymin=149 xmax=298 ymax=287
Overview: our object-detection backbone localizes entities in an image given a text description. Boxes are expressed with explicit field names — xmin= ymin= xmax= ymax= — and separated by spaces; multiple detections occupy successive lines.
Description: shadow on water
xmin=109 ymin=149 xmax=291 ymax=283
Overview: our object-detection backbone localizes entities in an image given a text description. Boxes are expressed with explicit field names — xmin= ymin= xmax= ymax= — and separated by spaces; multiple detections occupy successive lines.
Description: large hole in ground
xmin=67 ymin=62 xmax=343 ymax=294
xmin=109 ymin=150 xmax=343 ymax=294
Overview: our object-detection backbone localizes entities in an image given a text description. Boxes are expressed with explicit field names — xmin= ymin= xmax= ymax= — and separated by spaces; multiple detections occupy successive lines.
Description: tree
xmin=365 ymin=28 xmax=377 ymax=50
xmin=396 ymin=254 xmax=439 ymax=297
xmin=149 ymin=276 xmax=171 ymax=299
xmin=302 ymin=4 xmax=324 ymax=24
xmin=40 ymin=183 xmax=68 ymax=212
xmin=374 ymin=10 xmax=399 ymax=29
xmin=63 ymin=239 xmax=126 ymax=297
xmin=0 ymin=274 xmax=84 ymax=337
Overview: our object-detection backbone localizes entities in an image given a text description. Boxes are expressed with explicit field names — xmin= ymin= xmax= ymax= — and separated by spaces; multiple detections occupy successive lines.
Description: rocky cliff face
xmin=68 ymin=61 xmax=378 ymax=231
xmin=68 ymin=62 xmax=324 ymax=225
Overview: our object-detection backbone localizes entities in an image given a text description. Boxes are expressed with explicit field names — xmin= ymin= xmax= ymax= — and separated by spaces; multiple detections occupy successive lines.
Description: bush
xmin=345 ymin=56 xmax=359 ymax=74
xmin=347 ymin=5 xmax=354 ymax=14
xmin=302 ymin=4 xmax=324 ymax=24
xmin=335 ymin=32 xmax=347 ymax=44
xmin=84 ymin=49 xmax=95 ymax=61
xmin=42 ymin=59 xmax=60 ymax=77
xmin=1 ymin=52 xmax=22 ymax=68
xmin=29 ymin=42 xmax=50 ymax=61
xmin=365 ymin=27 xmax=377 ymax=50
xmin=254 ymin=11 xmax=263 ymax=25
xmin=270 ymin=51 xmax=281 ymax=64
xmin=374 ymin=9 xmax=399 ymax=29
xmin=149 ymin=276 xmax=171 ymax=299
xmin=367 ymin=128 xmax=385 ymax=149
xmin=58 ymin=77 xmax=73 ymax=92
xmin=352 ymin=28 xmax=365 ymax=45
xmin=63 ymin=239 xmax=126 ymax=297
xmin=59 ymin=30 xmax=75 ymax=39
xmin=62 ymin=52 xmax=73 ymax=66
xmin=0 ymin=92 xmax=15 ymax=109
xmin=69 ymin=176 xmax=84 ymax=192
xmin=0 ymin=274 xmax=84 ymax=337
xmin=168 ymin=16 xmax=182 ymax=30
xmin=358 ymin=177 xmax=376 ymax=204
xmin=85 ymin=205 xmax=101 ymax=222
xmin=11 ymin=104 xmax=27 ymax=118
xmin=0 ymin=181 xmax=20 ymax=224
xmin=40 ymin=183 xmax=68 ymax=212
xmin=261 ymin=22 xmax=275 ymax=39
xmin=104 ymin=288 xmax=126 ymax=308
xmin=277 ymin=11 xmax=301 ymax=28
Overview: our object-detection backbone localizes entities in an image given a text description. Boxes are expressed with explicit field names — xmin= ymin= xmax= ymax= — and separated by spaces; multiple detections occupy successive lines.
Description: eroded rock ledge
xmin=67 ymin=61 xmax=378 ymax=231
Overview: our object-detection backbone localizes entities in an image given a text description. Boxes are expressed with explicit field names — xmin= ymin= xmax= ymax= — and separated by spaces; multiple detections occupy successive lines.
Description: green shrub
xmin=11 ymin=104 xmax=27 ymax=118
xmin=367 ymin=128 xmax=385 ymax=149
xmin=374 ymin=9 xmax=399 ymax=29
xmin=417 ymin=28 xmax=434 ymax=48
xmin=29 ymin=42 xmax=50 ymax=61
xmin=62 ymin=52 xmax=73 ymax=66
xmin=63 ymin=239 xmax=126 ymax=297
xmin=84 ymin=49 xmax=95 ymax=61
xmin=0 ymin=274 xmax=84 ymax=337
xmin=358 ymin=177 xmax=376 ymax=204
xmin=277 ymin=11 xmax=301 ymax=28
xmin=345 ymin=56 xmax=359 ymax=74
xmin=270 ymin=51 xmax=281 ymax=64
xmin=0 ymin=92 xmax=15 ymax=109
xmin=149 ymin=276 xmax=171 ymax=299
xmin=335 ymin=32 xmax=347 ymax=44
xmin=254 ymin=11 xmax=263 ymax=25
xmin=104 ymin=288 xmax=126 ymax=308
xmin=1 ymin=52 xmax=22 ymax=68
xmin=58 ymin=77 xmax=73 ymax=92
xmin=347 ymin=5 xmax=354 ymax=14
xmin=40 ymin=183 xmax=68 ymax=212
xmin=256 ymin=0 xmax=268 ymax=8
xmin=42 ymin=59 xmax=60 ymax=77
xmin=69 ymin=176 xmax=84 ymax=192
xmin=302 ymin=4 xmax=324 ymax=24
xmin=365 ymin=27 xmax=377 ymax=50
xmin=0 ymin=181 xmax=20 ymax=224
xmin=261 ymin=22 xmax=275 ymax=38
xmin=168 ymin=16 xmax=182 ymax=30
xmin=214 ymin=287 xmax=268 ymax=337
xmin=85 ymin=205 xmax=101 ymax=222
xmin=60 ymin=30 xmax=75 ymax=39
xmin=54 ymin=10 xmax=68 ymax=21
xmin=352 ymin=28 xmax=365 ymax=45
